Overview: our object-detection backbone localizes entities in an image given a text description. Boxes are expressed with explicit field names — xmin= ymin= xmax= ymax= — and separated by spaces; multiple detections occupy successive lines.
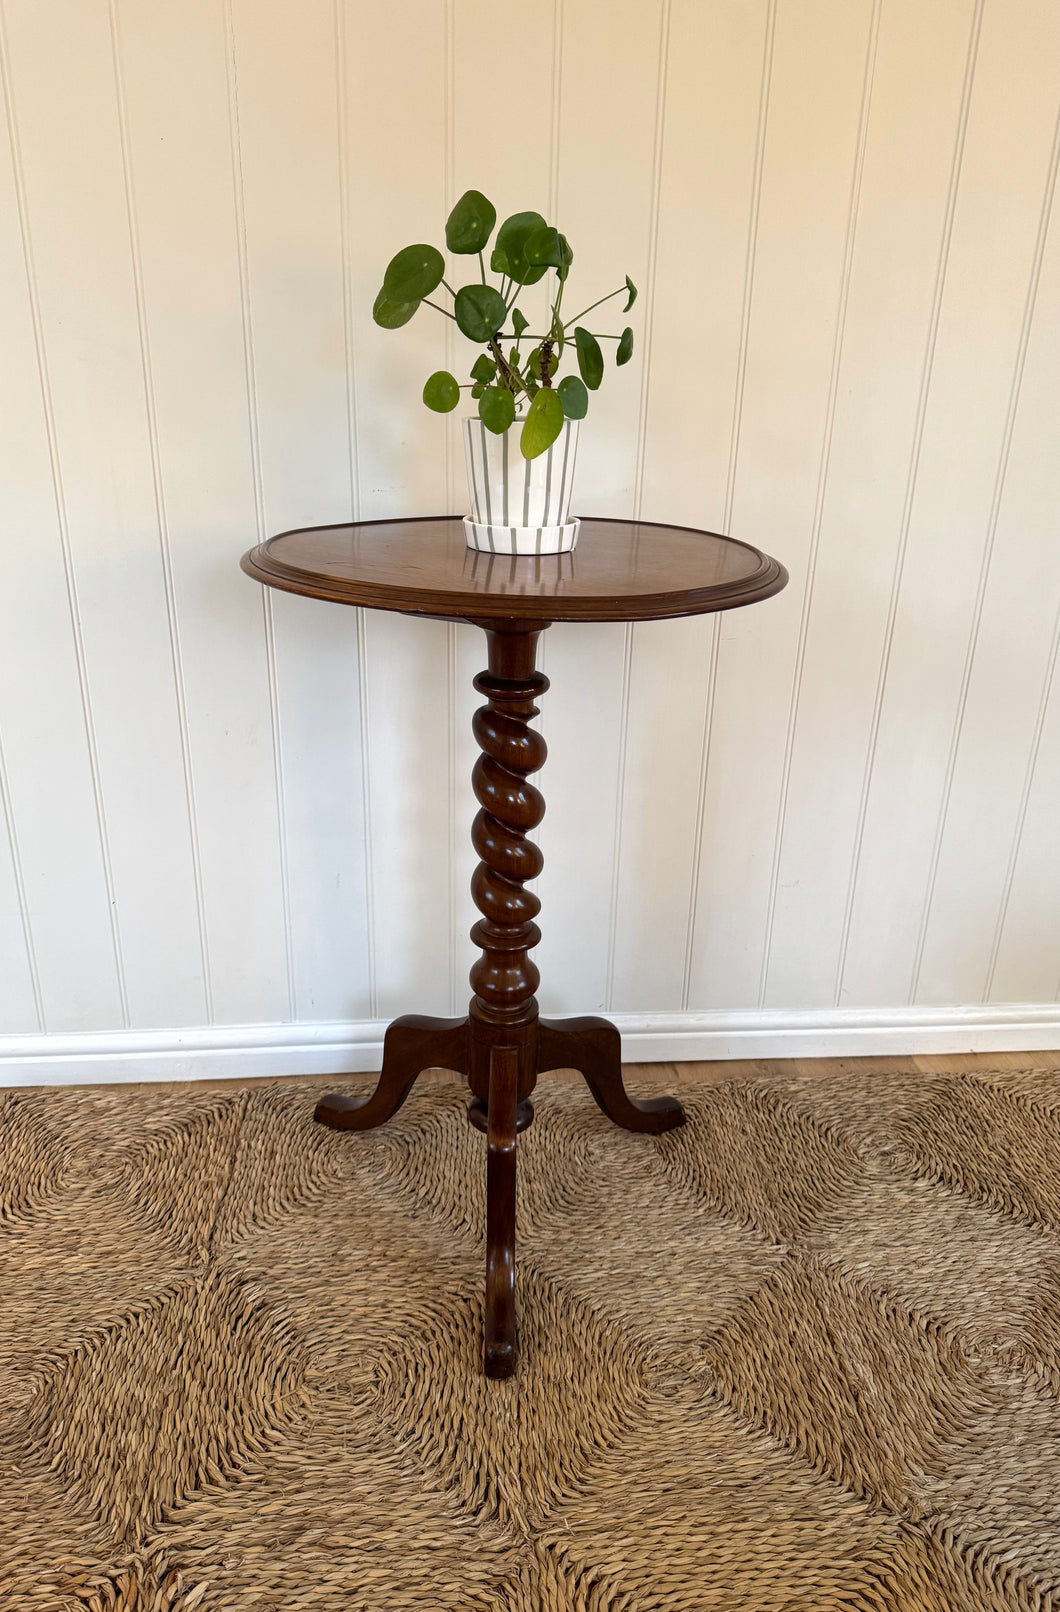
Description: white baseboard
xmin=0 ymin=1004 xmax=1056 ymax=1088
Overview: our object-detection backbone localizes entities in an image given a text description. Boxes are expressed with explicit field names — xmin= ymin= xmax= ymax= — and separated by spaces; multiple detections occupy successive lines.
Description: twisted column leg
xmin=466 ymin=628 xmax=548 ymax=1107
xmin=467 ymin=627 xmax=548 ymax=1377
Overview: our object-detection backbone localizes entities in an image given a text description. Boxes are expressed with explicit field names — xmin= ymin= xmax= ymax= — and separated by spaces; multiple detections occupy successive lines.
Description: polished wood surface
xmin=313 ymin=1015 xmax=468 ymax=1131
xmin=465 ymin=629 xmax=547 ymax=1111
xmin=538 ymin=1017 xmax=685 ymax=1132
xmin=245 ymin=515 xmax=788 ymax=1377
xmin=484 ymin=1045 xmax=518 ymax=1380
xmin=241 ymin=515 xmax=787 ymax=623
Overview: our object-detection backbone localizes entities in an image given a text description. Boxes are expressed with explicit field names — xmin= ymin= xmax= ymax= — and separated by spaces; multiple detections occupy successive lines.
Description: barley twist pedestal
xmin=241 ymin=515 xmax=786 ymax=1378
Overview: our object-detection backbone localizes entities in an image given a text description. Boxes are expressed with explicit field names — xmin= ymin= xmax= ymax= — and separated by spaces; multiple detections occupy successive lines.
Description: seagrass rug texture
xmin=0 ymin=1062 xmax=1056 ymax=1611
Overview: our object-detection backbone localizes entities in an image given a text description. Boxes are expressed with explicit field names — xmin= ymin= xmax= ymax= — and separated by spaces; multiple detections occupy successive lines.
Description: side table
xmin=242 ymin=516 xmax=786 ymax=1377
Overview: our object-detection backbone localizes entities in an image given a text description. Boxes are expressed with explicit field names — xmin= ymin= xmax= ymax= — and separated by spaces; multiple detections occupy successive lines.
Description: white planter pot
xmin=462 ymin=415 xmax=580 ymax=555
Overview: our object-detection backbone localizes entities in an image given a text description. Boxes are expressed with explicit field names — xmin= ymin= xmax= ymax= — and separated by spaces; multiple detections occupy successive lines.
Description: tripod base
xmin=314 ymin=1011 xmax=684 ymax=1378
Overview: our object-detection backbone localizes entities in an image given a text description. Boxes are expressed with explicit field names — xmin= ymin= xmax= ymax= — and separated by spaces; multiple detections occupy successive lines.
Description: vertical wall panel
xmin=989 ymin=666 xmax=1060 ymax=1004
xmin=115 ymin=0 xmax=291 ymax=1024
xmin=639 ymin=0 xmax=770 ymax=532
xmin=629 ymin=0 xmax=770 ymax=1013
xmin=0 ymin=781 xmax=38 ymax=1033
xmin=532 ymin=621 xmax=625 ymax=1015
xmin=0 ymin=39 xmax=124 ymax=1031
xmin=609 ymin=0 xmax=768 ymax=1009
xmin=686 ymin=0 xmax=874 ymax=1010
xmin=267 ymin=592 xmax=370 ymax=1020
xmin=340 ymin=0 xmax=448 ymax=523
xmin=916 ymin=191 xmax=1060 ymax=1002
xmin=552 ymin=0 xmax=667 ymax=522
xmin=610 ymin=616 xmax=716 ymax=1007
xmin=840 ymin=0 xmax=1059 ymax=1006
xmin=3 ymin=0 xmax=205 ymax=1027
xmin=226 ymin=0 xmax=371 ymax=1020
xmin=337 ymin=0 xmax=451 ymax=1019
xmin=451 ymin=3 xmax=556 ymax=214
xmin=762 ymin=0 xmax=975 ymax=1008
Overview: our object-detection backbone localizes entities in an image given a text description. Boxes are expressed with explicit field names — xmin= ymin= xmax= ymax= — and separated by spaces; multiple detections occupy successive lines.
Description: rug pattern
xmin=0 ymin=1062 xmax=1056 ymax=1610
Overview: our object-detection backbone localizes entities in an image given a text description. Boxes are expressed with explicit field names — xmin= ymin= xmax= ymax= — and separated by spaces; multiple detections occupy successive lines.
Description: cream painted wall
xmin=0 ymin=0 xmax=1057 ymax=1079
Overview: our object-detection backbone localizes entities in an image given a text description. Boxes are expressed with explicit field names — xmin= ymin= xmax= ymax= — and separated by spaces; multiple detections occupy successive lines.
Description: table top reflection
xmin=241 ymin=515 xmax=787 ymax=624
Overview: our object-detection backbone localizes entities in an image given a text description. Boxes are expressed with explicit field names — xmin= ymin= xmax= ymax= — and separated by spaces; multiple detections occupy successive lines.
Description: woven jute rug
xmin=0 ymin=1060 xmax=1056 ymax=1611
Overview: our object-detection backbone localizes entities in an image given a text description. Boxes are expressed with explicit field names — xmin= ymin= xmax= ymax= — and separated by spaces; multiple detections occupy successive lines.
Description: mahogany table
xmin=241 ymin=516 xmax=786 ymax=1378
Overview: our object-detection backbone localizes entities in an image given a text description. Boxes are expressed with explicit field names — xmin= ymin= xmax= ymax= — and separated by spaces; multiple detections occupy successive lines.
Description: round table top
xmin=241 ymin=516 xmax=787 ymax=625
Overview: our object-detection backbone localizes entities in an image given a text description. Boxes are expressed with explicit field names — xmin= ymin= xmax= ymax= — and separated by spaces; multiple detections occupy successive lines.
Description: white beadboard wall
xmin=1 ymin=0 xmax=1058 ymax=1085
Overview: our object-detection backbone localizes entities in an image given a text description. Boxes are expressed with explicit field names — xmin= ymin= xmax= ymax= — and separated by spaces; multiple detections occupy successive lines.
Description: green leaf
xmin=551 ymin=316 xmax=565 ymax=355
xmin=616 ymin=325 xmax=634 ymax=366
xmin=520 ymin=387 xmax=564 ymax=459
xmin=422 ymin=370 xmax=460 ymax=412
xmin=470 ymin=353 xmax=497 ymax=383
xmin=445 ymin=189 xmax=496 ymax=254
xmin=471 ymin=384 xmax=485 ymax=399
xmin=557 ymin=374 xmax=588 ymax=420
xmin=557 ymin=233 xmax=574 ymax=282
xmin=623 ymin=274 xmax=637 ymax=311
xmin=511 ymin=308 xmax=529 ymax=339
xmin=574 ymin=326 xmax=604 ymax=391
xmin=383 ymin=244 xmax=445 ymax=302
xmin=491 ymin=211 xmax=549 ymax=286
xmin=479 ymin=386 xmax=516 ymax=434
xmin=372 ymin=288 xmax=419 ymax=329
xmin=525 ymin=225 xmax=564 ymax=267
xmin=454 ymin=284 xmax=507 ymax=342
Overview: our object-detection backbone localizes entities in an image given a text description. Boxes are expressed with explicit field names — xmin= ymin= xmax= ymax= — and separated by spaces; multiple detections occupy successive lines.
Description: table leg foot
xmin=538 ymin=1015 xmax=686 ymax=1133
xmin=484 ymin=1045 xmax=518 ymax=1379
xmin=314 ymin=1014 xmax=469 ymax=1132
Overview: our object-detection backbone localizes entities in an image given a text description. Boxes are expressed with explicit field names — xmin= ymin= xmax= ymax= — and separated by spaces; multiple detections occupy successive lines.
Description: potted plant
xmin=373 ymin=190 xmax=637 ymax=555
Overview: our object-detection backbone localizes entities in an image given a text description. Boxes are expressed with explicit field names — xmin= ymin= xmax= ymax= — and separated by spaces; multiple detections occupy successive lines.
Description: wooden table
xmin=241 ymin=516 xmax=787 ymax=1377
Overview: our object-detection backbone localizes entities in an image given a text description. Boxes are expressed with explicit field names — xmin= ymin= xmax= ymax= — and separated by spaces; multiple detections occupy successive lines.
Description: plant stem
xmin=565 ymin=285 xmax=624 ymax=326
xmin=423 ymin=298 xmax=457 ymax=321
xmin=504 ymin=276 xmax=531 ymax=315
xmin=478 ymin=252 xmax=486 ymax=285
xmin=440 ymin=277 xmax=456 ymax=297
xmin=538 ymin=336 xmax=554 ymax=387
xmin=488 ymin=335 xmax=524 ymax=397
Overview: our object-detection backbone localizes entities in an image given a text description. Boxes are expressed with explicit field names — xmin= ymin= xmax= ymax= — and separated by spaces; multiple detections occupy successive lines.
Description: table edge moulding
xmin=241 ymin=515 xmax=788 ymax=1379
xmin=241 ymin=514 xmax=786 ymax=623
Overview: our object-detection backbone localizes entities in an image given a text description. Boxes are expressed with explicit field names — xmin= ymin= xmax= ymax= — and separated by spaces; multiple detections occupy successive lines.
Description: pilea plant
xmin=373 ymin=189 xmax=637 ymax=460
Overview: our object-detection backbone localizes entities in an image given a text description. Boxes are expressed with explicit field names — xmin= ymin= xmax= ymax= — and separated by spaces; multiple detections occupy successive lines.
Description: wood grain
xmin=241 ymin=516 xmax=787 ymax=624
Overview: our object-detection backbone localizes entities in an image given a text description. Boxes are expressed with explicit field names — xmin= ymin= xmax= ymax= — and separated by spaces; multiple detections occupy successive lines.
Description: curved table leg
xmin=484 ymin=1045 xmax=518 ymax=1379
xmin=314 ymin=1014 xmax=469 ymax=1132
xmin=538 ymin=1015 xmax=686 ymax=1134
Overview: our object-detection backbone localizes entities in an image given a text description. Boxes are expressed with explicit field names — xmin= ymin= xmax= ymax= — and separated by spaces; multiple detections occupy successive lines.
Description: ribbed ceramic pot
xmin=462 ymin=415 xmax=580 ymax=555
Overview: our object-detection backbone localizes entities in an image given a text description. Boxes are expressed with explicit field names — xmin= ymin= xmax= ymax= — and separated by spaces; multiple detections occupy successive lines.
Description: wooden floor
xmin=629 ymin=1048 xmax=1058 ymax=1086
xmin=99 ymin=1048 xmax=1056 ymax=1099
